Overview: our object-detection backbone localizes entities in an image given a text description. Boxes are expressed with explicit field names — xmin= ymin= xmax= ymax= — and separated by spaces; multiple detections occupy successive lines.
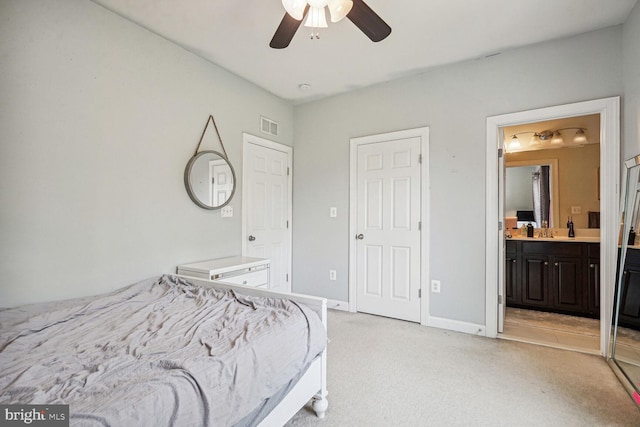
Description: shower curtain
xmin=532 ymin=166 xmax=550 ymax=227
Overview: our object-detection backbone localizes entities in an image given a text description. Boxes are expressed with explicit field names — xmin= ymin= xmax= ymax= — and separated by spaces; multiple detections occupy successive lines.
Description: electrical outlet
xmin=571 ymin=206 xmax=581 ymax=214
xmin=221 ymin=206 xmax=233 ymax=218
xmin=431 ymin=280 xmax=441 ymax=293
xmin=329 ymin=270 xmax=337 ymax=281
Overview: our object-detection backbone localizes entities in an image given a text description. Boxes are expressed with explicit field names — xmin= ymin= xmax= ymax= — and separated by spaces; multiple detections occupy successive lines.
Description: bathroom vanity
xmin=506 ymin=238 xmax=600 ymax=318
xmin=616 ymin=246 xmax=640 ymax=330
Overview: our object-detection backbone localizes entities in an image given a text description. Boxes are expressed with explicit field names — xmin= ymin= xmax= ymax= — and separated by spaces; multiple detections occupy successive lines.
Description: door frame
xmin=485 ymin=97 xmax=620 ymax=356
xmin=348 ymin=127 xmax=430 ymax=325
xmin=241 ymin=133 xmax=293 ymax=286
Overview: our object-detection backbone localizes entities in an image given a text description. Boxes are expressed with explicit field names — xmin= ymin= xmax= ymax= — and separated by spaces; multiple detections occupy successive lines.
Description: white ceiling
xmin=90 ymin=0 xmax=637 ymax=104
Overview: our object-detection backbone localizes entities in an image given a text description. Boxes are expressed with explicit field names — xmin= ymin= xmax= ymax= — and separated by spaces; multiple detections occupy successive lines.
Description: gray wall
xmin=0 ymin=0 xmax=293 ymax=306
xmin=1 ymin=0 xmax=638 ymax=332
xmin=292 ymin=26 xmax=624 ymax=325
xmin=624 ymin=0 xmax=640 ymax=159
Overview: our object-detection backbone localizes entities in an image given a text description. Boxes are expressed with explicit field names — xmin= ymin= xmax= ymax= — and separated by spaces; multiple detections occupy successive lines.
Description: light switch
xmin=330 ymin=207 xmax=337 ymax=218
xmin=221 ymin=206 xmax=233 ymax=218
xmin=571 ymin=206 xmax=581 ymax=214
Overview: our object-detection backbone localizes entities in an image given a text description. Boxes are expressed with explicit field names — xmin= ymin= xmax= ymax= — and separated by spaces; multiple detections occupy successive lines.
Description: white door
xmin=355 ymin=136 xmax=422 ymax=322
xmin=498 ymin=142 xmax=506 ymax=333
xmin=210 ymin=160 xmax=233 ymax=206
xmin=242 ymin=134 xmax=292 ymax=293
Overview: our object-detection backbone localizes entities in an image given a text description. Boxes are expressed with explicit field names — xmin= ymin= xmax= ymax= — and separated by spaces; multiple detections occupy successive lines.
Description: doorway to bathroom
xmin=501 ymin=123 xmax=601 ymax=353
xmin=485 ymin=97 xmax=620 ymax=356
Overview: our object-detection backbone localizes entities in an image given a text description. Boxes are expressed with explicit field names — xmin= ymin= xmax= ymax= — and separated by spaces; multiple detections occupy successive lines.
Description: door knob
xmin=248 ymin=235 xmax=256 ymax=241
xmin=356 ymin=234 xmax=364 ymax=240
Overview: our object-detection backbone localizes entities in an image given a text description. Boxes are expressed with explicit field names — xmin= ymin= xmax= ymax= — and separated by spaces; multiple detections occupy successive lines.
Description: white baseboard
xmin=427 ymin=315 xmax=486 ymax=336
xmin=326 ymin=299 xmax=350 ymax=311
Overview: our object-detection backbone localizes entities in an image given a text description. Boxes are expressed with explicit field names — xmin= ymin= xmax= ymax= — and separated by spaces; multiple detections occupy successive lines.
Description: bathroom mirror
xmin=506 ymin=159 xmax=559 ymax=228
xmin=505 ymin=143 xmax=600 ymax=229
xmin=610 ymin=154 xmax=640 ymax=401
xmin=184 ymin=150 xmax=236 ymax=210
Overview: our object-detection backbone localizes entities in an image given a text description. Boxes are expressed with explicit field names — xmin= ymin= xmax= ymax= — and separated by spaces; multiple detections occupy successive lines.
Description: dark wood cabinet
xmin=506 ymin=240 xmax=598 ymax=318
xmin=586 ymin=243 xmax=600 ymax=315
xmin=505 ymin=241 xmax=518 ymax=305
xmin=618 ymin=248 xmax=640 ymax=330
xmin=521 ymin=254 xmax=550 ymax=307
xmin=550 ymin=256 xmax=584 ymax=313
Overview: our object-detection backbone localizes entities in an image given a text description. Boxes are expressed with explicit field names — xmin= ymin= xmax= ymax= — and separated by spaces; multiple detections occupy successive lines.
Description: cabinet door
xmin=619 ymin=268 xmax=640 ymax=329
xmin=587 ymin=258 xmax=600 ymax=316
xmin=521 ymin=254 xmax=549 ymax=307
xmin=550 ymin=256 xmax=585 ymax=313
xmin=505 ymin=253 xmax=519 ymax=305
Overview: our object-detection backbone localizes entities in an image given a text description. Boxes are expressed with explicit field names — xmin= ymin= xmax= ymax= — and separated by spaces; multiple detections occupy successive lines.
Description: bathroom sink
xmin=506 ymin=234 xmax=600 ymax=242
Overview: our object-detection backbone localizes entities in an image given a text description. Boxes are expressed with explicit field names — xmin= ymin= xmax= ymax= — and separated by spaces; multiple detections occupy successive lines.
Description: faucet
xmin=541 ymin=220 xmax=549 ymax=238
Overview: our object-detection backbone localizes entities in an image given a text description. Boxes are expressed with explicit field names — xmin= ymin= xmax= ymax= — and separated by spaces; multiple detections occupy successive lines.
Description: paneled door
xmin=354 ymin=135 xmax=422 ymax=322
xmin=209 ymin=160 xmax=233 ymax=206
xmin=242 ymin=134 xmax=292 ymax=293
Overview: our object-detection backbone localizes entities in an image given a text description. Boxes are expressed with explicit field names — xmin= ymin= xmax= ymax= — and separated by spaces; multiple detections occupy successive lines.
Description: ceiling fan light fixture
xmin=271 ymin=0 xmax=391 ymax=49
xmin=282 ymin=0 xmax=307 ymax=21
xmin=328 ymin=0 xmax=353 ymax=22
xmin=304 ymin=6 xmax=328 ymax=28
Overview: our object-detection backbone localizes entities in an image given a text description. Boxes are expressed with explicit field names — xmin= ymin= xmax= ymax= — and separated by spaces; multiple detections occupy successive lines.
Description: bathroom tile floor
xmin=500 ymin=308 xmax=601 ymax=355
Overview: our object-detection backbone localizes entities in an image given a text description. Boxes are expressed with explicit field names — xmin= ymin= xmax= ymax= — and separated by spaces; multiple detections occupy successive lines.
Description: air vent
xmin=260 ymin=116 xmax=279 ymax=137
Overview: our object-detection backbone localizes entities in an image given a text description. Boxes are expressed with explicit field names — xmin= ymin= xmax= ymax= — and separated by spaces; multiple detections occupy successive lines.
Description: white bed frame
xmin=176 ymin=275 xmax=328 ymax=426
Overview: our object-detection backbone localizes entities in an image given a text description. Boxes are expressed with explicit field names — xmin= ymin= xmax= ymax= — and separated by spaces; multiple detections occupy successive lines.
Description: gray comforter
xmin=0 ymin=275 xmax=326 ymax=426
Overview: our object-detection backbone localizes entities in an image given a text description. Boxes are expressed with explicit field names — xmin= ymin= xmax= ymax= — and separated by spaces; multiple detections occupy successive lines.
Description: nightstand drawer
xmin=218 ymin=269 xmax=269 ymax=287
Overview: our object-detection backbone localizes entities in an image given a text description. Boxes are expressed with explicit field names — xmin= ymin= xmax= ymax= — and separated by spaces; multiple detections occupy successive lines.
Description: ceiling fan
xmin=270 ymin=0 xmax=391 ymax=49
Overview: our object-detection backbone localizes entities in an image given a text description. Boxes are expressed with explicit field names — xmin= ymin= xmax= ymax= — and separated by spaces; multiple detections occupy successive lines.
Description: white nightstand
xmin=176 ymin=256 xmax=270 ymax=288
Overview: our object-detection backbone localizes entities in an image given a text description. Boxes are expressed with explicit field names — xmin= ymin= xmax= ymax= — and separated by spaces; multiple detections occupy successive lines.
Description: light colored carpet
xmin=286 ymin=310 xmax=640 ymax=427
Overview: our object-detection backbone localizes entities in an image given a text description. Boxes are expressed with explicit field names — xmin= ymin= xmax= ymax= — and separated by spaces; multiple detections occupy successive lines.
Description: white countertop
xmin=507 ymin=235 xmax=600 ymax=243
xmin=506 ymin=227 xmax=600 ymax=243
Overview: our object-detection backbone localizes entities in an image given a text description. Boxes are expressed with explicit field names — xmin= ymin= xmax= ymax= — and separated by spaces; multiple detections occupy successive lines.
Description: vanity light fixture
xmin=529 ymin=133 xmax=542 ymax=146
xmin=508 ymin=131 xmax=536 ymax=150
xmin=545 ymin=127 xmax=589 ymax=145
xmin=551 ymin=131 xmax=564 ymax=145
xmin=508 ymin=134 xmax=522 ymax=150
xmin=507 ymin=127 xmax=588 ymax=151
xmin=573 ymin=128 xmax=587 ymax=144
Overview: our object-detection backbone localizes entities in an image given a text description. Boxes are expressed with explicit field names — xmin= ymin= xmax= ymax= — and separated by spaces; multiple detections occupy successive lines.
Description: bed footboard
xmin=175 ymin=275 xmax=329 ymax=425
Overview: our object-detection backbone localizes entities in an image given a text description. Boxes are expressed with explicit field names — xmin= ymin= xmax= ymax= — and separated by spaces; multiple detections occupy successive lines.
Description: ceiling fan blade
xmin=270 ymin=6 xmax=310 ymax=49
xmin=347 ymin=0 xmax=391 ymax=42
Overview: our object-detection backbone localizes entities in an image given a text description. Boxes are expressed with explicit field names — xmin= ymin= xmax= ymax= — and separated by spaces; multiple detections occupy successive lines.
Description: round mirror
xmin=184 ymin=150 xmax=236 ymax=210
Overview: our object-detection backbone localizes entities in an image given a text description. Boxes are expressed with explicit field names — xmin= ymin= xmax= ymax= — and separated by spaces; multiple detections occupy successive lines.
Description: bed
xmin=0 ymin=274 xmax=328 ymax=426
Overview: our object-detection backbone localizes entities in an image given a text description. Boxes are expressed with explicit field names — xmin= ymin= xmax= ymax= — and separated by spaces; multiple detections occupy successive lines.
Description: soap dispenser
xmin=526 ymin=222 xmax=534 ymax=238
xmin=568 ymin=216 xmax=575 ymax=238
